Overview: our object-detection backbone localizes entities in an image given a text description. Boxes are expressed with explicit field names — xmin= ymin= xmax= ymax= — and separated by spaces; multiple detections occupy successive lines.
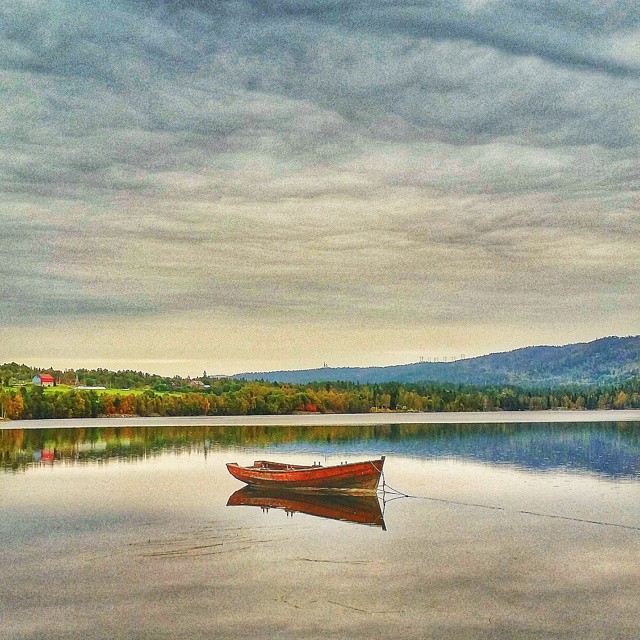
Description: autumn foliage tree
xmin=1 ymin=376 xmax=640 ymax=421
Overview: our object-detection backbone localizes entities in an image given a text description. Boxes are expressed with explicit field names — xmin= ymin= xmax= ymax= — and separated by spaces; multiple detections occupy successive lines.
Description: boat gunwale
xmin=227 ymin=458 xmax=384 ymax=475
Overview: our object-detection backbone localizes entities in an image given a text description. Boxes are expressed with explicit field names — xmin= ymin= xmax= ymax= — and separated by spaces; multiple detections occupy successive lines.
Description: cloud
xmin=0 ymin=0 xmax=638 ymax=367
xmin=250 ymin=0 xmax=640 ymax=75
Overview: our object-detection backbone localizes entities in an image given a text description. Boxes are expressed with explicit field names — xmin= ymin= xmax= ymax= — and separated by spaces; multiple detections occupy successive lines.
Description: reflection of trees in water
xmin=1 ymin=422 xmax=639 ymax=479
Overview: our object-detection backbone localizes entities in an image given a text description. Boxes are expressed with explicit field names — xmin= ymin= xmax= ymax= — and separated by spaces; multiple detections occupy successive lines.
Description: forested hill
xmin=236 ymin=336 xmax=640 ymax=386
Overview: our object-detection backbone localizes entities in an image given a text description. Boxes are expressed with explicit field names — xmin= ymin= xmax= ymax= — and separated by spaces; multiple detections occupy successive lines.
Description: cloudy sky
xmin=1 ymin=0 xmax=638 ymax=375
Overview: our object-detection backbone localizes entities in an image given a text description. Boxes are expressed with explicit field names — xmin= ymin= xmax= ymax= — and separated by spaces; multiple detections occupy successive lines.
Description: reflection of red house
xmin=40 ymin=450 xmax=55 ymax=462
xmin=32 ymin=374 xmax=55 ymax=387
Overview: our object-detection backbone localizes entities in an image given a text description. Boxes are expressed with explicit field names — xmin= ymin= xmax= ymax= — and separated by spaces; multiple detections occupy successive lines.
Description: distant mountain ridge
xmin=236 ymin=336 xmax=640 ymax=386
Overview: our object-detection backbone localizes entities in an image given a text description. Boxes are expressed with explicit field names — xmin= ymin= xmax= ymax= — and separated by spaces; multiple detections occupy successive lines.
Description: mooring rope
xmin=371 ymin=460 xmax=640 ymax=532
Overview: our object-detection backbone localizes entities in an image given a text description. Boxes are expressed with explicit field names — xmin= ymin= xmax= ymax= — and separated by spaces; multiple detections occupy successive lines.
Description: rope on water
xmin=371 ymin=460 xmax=414 ymax=501
xmin=370 ymin=459 xmax=640 ymax=532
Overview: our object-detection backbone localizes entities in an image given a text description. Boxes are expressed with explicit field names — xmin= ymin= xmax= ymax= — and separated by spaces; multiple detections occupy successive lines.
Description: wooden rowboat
xmin=227 ymin=487 xmax=386 ymax=528
xmin=226 ymin=457 xmax=385 ymax=493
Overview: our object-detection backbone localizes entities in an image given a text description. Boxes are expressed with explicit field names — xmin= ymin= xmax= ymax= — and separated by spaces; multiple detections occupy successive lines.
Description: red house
xmin=32 ymin=374 xmax=55 ymax=387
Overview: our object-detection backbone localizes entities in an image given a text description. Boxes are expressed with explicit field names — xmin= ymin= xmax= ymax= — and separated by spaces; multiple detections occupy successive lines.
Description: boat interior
xmin=249 ymin=460 xmax=323 ymax=471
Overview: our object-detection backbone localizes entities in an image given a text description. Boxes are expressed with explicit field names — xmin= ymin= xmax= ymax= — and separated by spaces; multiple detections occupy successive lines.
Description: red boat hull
xmin=226 ymin=458 xmax=385 ymax=493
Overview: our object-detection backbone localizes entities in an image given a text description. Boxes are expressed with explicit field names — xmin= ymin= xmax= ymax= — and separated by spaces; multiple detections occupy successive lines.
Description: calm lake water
xmin=2 ymin=422 xmax=639 ymax=639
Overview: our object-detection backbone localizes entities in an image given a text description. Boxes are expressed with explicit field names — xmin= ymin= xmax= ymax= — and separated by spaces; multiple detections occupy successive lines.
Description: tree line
xmin=0 ymin=362 xmax=203 ymax=391
xmin=2 ymin=376 xmax=640 ymax=420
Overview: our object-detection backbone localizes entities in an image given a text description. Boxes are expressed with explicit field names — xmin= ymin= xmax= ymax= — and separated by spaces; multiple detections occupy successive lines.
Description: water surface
xmin=1 ymin=422 xmax=639 ymax=639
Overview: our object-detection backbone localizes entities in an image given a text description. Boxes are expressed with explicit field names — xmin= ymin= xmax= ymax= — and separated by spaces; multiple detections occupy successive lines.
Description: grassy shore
xmin=2 ymin=384 xmax=183 ymax=397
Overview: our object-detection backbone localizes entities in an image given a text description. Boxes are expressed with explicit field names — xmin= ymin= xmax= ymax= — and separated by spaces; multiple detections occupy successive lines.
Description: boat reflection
xmin=227 ymin=487 xmax=386 ymax=530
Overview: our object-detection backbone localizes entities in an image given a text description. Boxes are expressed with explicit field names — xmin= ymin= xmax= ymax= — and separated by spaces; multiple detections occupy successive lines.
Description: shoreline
xmin=2 ymin=409 xmax=640 ymax=430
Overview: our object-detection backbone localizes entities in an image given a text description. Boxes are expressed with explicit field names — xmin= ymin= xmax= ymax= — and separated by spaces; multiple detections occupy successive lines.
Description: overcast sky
xmin=1 ymin=0 xmax=638 ymax=375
